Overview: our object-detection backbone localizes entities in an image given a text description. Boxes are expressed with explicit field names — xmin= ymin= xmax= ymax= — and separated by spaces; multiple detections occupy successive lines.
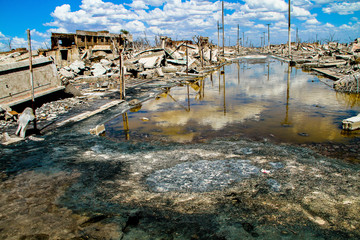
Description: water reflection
xmin=281 ymin=64 xmax=292 ymax=127
xmin=122 ymin=112 xmax=130 ymax=140
xmin=105 ymin=57 xmax=360 ymax=143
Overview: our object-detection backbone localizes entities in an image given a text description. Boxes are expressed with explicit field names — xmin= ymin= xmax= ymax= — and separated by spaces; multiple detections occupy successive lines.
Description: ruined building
xmin=48 ymin=30 xmax=133 ymax=66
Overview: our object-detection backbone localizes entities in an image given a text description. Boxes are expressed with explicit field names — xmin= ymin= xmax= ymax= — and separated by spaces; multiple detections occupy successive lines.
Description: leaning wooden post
xmin=186 ymin=44 xmax=189 ymax=75
xmin=222 ymin=1 xmax=225 ymax=56
xmin=118 ymin=43 xmax=125 ymax=100
xmin=119 ymin=47 xmax=123 ymax=99
xmin=27 ymin=29 xmax=37 ymax=131
xmin=121 ymin=50 xmax=125 ymax=99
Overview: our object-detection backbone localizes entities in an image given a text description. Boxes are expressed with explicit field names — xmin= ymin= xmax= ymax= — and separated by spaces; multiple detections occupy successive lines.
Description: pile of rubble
xmin=270 ymin=38 xmax=360 ymax=93
xmin=58 ymin=43 xmax=223 ymax=87
xmin=334 ymin=72 xmax=360 ymax=93
xmin=0 ymin=97 xmax=88 ymax=132
xmin=35 ymin=97 xmax=88 ymax=122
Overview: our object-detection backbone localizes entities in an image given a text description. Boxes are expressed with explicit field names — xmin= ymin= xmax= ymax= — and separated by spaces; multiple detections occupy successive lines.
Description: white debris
xmin=91 ymin=63 xmax=107 ymax=76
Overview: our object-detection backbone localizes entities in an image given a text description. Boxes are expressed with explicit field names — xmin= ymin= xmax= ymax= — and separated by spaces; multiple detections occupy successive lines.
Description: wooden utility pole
xmin=217 ymin=21 xmax=220 ymax=52
xmin=119 ymin=46 xmax=125 ymax=99
xmin=186 ymin=44 xmax=189 ymax=75
xmin=237 ymin=24 xmax=239 ymax=54
xmin=267 ymin=23 xmax=270 ymax=52
xmin=222 ymin=1 xmax=225 ymax=56
xmin=27 ymin=29 xmax=37 ymax=130
xmin=288 ymin=0 xmax=291 ymax=57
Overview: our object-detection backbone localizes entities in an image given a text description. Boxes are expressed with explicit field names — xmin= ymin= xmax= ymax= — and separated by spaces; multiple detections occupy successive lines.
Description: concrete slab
xmin=0 ymin=57 xmax=63 ymax=107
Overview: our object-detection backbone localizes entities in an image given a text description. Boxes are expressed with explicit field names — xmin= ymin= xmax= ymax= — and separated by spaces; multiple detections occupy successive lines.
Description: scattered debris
xmin=89 ymin=124 xmax=106 ymax=136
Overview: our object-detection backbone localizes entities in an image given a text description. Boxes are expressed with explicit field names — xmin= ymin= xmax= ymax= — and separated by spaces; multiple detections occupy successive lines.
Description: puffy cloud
xmin=127 ymin=0 xmax=148 ymax=10
xmin=304 ymin=18 xmax=320 ymax=25
xmin=125 ymin=20 xmax=146 ymax=33
xmin=324 ymin=22 xmax=335 ymax=28
xmin=244 ymin=0 xmax=288 ymax=12
xmin=292 ymin=6 xmax=311 ymax=17
xmin=323 ymin=2 xmax=360 ymax=15
xmin=31 ymin=29 xmax=49 ymax=38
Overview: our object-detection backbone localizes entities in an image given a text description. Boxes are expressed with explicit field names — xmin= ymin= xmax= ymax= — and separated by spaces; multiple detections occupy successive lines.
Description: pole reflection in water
xmin=281 ymin=63 xmax=292 ymax=127
xmin=218 ymin=68 xmax=221 ymax=93
xmin=222 ymin=66 xmax=226 ymax=115
xmin=168 ymin=93 xmax=190 ymax=112
xmin=122 ymin=112 xmax=130 ymax=140
xmin=237 ymin=61 xmax=240 ymax=85
xmin=187 ymin=84 xmax=190 ymax=111
xmin=267 ymin=61 xmax=270 ymax=81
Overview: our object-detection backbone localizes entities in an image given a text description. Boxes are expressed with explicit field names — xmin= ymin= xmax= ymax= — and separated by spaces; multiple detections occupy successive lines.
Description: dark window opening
xmin=60 ymin=50 xmax=68 ymax=61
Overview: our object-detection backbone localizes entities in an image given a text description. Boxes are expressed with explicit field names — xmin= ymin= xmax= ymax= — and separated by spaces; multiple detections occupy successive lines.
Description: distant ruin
xmin=48 ymin=30 xmax=133 ymax=66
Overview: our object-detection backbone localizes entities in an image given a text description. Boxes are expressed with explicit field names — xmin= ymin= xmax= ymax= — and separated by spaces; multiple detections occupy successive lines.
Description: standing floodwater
xmin=104 ymin=57 xmax=360 ymax=144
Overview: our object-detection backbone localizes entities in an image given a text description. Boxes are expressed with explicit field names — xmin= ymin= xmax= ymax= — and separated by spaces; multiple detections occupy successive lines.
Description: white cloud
xmin=31 ymin=29 xmax=49 ymax=38
xmin=292 ymin=6 xmax=311 ymax=17
xmin=244 ymin=0 xmax=288 ymax=12
xmin=125 ymin=20 xmax=146 ymax=32
xmin=304 ymin=18 xmax=320 ymax=25
xmin=324 ymin=23 xmax=335 ymax=28
xmin=323 ymin=2 xmax=360 ymax=15
xmin=127 ymin=0 xmax=148 ymax=10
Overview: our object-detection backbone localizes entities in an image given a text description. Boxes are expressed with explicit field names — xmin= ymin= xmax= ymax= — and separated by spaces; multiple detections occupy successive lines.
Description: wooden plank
xmin=312 ymin=68 xmax=343 ymax=80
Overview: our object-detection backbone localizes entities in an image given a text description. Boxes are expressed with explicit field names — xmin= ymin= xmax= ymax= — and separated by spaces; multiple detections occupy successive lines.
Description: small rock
xmin=298 ymin=132 xmax=309 ymax=137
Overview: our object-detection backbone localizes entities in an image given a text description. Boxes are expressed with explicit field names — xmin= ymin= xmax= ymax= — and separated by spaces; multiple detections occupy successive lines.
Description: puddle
xmin=104 ymin=58 xmax=360 ymax=144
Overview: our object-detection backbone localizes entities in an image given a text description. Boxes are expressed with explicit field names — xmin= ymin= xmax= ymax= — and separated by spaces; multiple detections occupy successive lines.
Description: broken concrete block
xmin=139 ymin=55 xmax=162 ymax=69
xmin=65 ymin=84 xmax=83 ymax=97
xmin=125 ymin=62 xmax=144 ymax=73
xmin=89 ymin=124 xmax=106 ymax=136
xmin=91 ymin=63 xmax=107 ymax=76
xmin=69 ymin=60 xmax=86 ymax=74
xmin=15 ymin=107 xmax=35 ymax=138
xmin=342 ymin=114 xmax=360 ymax=130
xmin=60 ymin=68 xmax=76 ymax=79
xmin=156 ymin=68 xmax=164 ymax=77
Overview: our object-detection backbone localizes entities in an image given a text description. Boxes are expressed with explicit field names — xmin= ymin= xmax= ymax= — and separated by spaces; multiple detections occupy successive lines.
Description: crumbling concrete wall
xmin=46 ymin=46 xmax=81 ymax=67
xmin=0 ymin=57 xmax=63 ymax=107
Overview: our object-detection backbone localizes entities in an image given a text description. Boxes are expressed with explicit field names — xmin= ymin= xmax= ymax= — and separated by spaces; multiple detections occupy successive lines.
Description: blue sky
xmin=0 ymin=0 xmax=359 ymax=51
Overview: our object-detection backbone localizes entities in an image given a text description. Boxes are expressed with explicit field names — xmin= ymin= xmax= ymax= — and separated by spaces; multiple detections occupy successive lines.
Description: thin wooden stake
xmin=27 ymin=29 xmax=37 ymax=131
xmin=222 ymin=1 xmax=225 ymax=56
xmin=288 ymin=0 xmax=291 ymax=57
